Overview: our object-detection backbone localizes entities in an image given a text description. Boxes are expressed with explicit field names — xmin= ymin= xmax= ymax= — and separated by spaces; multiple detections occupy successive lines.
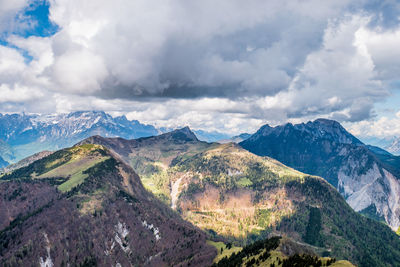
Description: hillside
xmin=78 ymin=127 xmax=217 ymax=203
xmin=0 ymin=144 xmax=215 ymax=266
xmin=82 ymin=130 xmax=400 ymax=267
xmin=240 ymin=118 xmax=400 ymax=230
xmin=167 ymin=143 xmax=400 ymax=266
xmin=211 ymin=236 xmax=354 ymax=267
xmin=0 ymin=150 xmax=53 ymax=175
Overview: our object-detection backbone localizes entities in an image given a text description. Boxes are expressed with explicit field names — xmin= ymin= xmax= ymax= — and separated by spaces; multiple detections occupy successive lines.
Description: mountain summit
xmin=240 ymin=118 xmax=400 ymax=230
xmin=255 ymin=119 xmax=362 ymax=146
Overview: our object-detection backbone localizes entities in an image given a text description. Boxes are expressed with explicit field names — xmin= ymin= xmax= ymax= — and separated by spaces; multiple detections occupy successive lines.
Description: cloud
xmin=0 ymin=0 xmax=31 ymax=34
xmin=0 ymin=0 xmax=400 ymax=135
xmin=347 ymin=113 xmax=400 ymax=138
xmin=42 ymin=0 xmax=364 ymax=98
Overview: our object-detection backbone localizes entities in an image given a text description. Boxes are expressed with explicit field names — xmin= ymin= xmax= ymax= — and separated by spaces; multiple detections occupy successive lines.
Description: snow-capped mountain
xmin=0 ymin=111 xmax=158 ymax=162
xmin=240 ymin=118 xmax=400 ymax=231
xmin=386 ymin=137 xmax=400 ymax=155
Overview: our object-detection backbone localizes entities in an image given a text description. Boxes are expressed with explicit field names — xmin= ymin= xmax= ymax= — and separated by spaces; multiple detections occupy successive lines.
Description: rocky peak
xmin=304 ymin=118 xmax=363 ymax=145
xmin=161 ymin=126 xmax=199 ymax=142
xmin=251 ymin=118 xmax=362 ymax=145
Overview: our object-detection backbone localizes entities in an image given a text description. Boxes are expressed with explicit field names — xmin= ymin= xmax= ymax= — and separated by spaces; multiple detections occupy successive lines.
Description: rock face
xmin=0 ymin=144 xmax=215 ymax=266
xmin=0 ymin=111 xmax=158 ymax=163
xmin=240 ymin=118 xmax=400 ymax=230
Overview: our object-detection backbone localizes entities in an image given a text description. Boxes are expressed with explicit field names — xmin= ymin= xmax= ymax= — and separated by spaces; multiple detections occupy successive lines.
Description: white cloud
xmin=0 ymin=83 xmax=44 ymax=103
xmin=347 ymin=114 xmax=400 ymax=138
xmin=0 ymin=0 xmax=31 ymax=33
xmin=51 ymin=49 xmax=108 ymax=94
xmin=0 ymin=0 xmax=400 ymax=135
xmin=0 ymin=45 xmax=26 ymax=77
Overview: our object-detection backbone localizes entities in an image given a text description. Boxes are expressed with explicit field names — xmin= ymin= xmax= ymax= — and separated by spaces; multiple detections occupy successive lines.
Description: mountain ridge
xmin=240 ymin=118 xmax=400 ymax=230
xmin=0 ymin=111 xmax=159 ymax=163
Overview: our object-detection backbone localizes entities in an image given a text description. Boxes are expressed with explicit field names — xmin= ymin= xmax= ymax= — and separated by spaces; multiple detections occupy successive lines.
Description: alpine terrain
xmin=240 ymin=118 xmax=400 ymax=231
xmin=80 ymin=128 xmax=400 ymax=267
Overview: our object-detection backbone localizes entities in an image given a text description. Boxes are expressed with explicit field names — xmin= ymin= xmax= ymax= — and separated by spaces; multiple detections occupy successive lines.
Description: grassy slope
xmin=207 ymin=240 xmax=242 ymax=263
xmin=1 ymin=144 xmax=109 ymax=194
xmin=210 ymin=236 xmax=350 ymax=267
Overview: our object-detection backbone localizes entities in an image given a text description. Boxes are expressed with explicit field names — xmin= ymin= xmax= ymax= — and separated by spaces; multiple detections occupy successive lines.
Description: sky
xmin=0 ymin=0 xmax=400 ymax=139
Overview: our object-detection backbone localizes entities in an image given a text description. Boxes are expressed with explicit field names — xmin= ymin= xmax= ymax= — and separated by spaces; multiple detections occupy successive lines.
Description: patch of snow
xmin=228 ymin=169 xmax=242 ymax=176
xmin=142 ymin=220 xmax=161 ymax=241
xmin=104 ymin=240 xmax=115 ymax=256
xmin=146 ymin=252 xmax=162 ymax=265
xmin=114 ymin=221 xmax=130 ymax=253
xmin=39 ymin=232 xmax=54 ymax=267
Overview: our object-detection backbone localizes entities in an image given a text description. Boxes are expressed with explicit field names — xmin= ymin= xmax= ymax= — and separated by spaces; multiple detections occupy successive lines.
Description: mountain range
xmin=0 ymin=111 xmax=158 ymax=164
xmin=1 ymin=113 xmax=400 ymax=266
xmin=240 ymin=118 xmax=400 ymax=231
xmin=79 ymin=127 xmax=400 ymax=266
xmin=0 ymin=111 xmax=235 ymax=167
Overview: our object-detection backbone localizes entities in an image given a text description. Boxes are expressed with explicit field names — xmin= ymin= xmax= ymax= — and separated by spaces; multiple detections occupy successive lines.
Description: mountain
xmin=166 ymin=143 xmax=400 ymax=266
xmin=81 ymin=129 xmax=400 ymax=266
xmin=218 ymin=133 xmax=252 ymax=144
xmin=193 ymin=130 xmax=231 ymax=143
xmin=386 ymin=137 xmax=400 ymax=155
xmin=0 ymin=144 xmax=216 ymax=266
xmin=0 ymin=111 xmax=158 ymax=164
xmin=0 ymin=156 xmax=8 ymax=169
xmin=0 ymin=150 xmax=53 ymax=174
xmin=240 ymin=118 xmax=400 ymax=231
xmin=0 ymin=139 xmax=15 ymax=163
xmin=158 ymin=127 xmax=231 ymax=143
xmin=78 ymin=127 xmax=217 ymax=203
xmin=366 ymin=145 xmax=392 ymax=156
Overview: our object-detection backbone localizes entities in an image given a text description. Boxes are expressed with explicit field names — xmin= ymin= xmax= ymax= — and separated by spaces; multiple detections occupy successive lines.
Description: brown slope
xmin=0 ymin=144 xmax=215 ymax=266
